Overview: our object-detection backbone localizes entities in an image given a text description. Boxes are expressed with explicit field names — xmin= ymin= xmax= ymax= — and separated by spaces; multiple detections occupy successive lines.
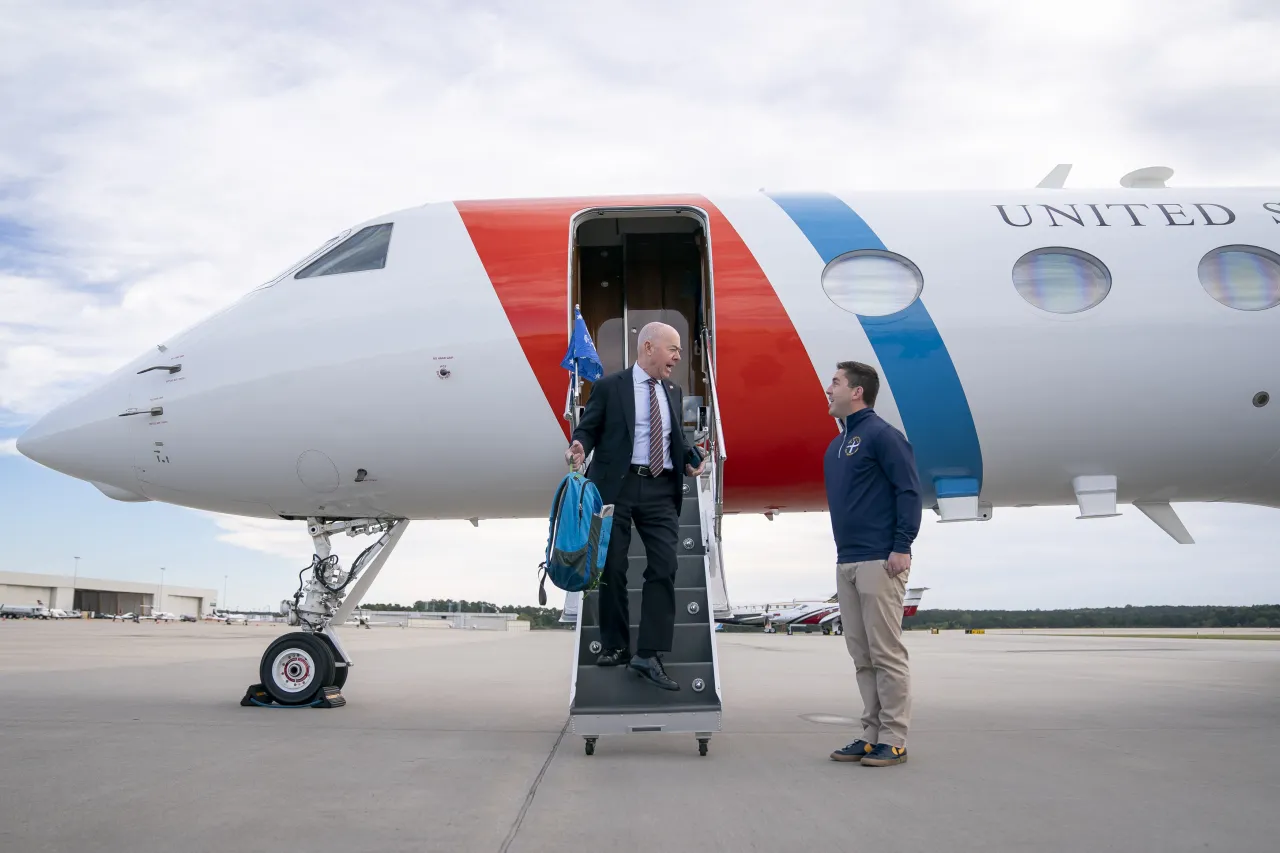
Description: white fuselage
xmin=17 ymin=189 xmax=1280 ymax=530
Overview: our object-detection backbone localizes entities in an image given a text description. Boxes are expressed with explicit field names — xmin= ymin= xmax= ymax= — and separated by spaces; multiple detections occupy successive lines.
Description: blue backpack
xmin=537 ymin=471 xmax=614 ymax=605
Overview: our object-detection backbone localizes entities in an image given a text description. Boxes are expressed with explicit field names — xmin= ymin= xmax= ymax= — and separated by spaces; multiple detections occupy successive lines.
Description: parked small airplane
xmin=719 ymin=587 xmax=928 ymax=634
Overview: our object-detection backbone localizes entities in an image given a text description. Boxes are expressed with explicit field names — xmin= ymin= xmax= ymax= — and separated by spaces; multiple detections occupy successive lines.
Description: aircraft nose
xmin=17 ymin=375 xmax=146 ymax=500
xmin=14 ymin=428 xmax=38 ymax=461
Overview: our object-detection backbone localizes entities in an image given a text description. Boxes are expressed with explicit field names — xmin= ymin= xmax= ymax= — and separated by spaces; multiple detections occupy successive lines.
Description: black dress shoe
xmin=596 ymin=647 xmax=630 ymax=666
xmin=629 ymin=654 xmax=680 ymax=691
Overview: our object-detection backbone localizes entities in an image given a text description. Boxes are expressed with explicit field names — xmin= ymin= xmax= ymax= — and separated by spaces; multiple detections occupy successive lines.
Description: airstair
xmin=564 ymin=379 xmax=730 ymax=756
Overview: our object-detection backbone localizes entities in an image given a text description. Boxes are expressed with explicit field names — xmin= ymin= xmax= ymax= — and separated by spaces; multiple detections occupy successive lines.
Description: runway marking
xmin=1042 ymin=633 xmax=1280 ymax=641
xmin=498 ymin=716 xmax=569 ymax=853
xmin=1004 ymin=648 xmax=1188 ymax=653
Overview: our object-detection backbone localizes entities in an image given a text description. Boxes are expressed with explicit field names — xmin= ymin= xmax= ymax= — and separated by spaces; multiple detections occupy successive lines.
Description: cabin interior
xmin=570 ymin=210 xmax=712 ymax=430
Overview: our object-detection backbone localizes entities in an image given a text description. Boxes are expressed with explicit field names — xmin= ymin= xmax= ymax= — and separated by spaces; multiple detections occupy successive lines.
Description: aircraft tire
xmin=260 ymin=632 xmax=335 ymax=705
xmin=316 ymin=633 xmax=349 ymax=689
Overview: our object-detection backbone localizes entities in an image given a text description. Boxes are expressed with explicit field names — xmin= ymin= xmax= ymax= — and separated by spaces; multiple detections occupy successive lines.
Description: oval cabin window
xmin=821 ymin=250 xmax=923 ymax=317
xmin=1197 ymin=245 xmax=1280 ymax=311
xmin=1012 ymin=248 xmax=1111 ymax=314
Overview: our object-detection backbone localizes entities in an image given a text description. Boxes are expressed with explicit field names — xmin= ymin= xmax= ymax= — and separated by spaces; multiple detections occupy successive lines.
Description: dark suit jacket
xmin=571 ymin=368 xmax=697 ymax=511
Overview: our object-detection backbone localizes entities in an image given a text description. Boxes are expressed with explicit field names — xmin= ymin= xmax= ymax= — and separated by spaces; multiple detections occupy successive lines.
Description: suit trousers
xmin=836 ymin=559 xmax=912 ymax=748
xmin=598 ymin=470 xmax=680 ymax=653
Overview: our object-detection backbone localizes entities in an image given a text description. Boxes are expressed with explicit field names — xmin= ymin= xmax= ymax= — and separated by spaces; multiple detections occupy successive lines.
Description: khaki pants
xmin=836 ymin=560 xmax=911 ymax=748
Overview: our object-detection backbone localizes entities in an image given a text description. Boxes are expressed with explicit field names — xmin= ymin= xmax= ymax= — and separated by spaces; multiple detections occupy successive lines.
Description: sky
xmin=2 ymin=0 xmax=1279 ymax=613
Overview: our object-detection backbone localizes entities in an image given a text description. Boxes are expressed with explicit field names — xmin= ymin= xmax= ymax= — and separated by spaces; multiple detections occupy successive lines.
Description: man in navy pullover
xmin=824 ymin=361 xmax=921 ymax=767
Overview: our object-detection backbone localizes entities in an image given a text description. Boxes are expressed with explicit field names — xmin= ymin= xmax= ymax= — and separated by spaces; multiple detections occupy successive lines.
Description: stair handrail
xmin=700 ymin=327 xmax=726 ymax=466
xmin=699 ymin=327 xmax=727 ymax=548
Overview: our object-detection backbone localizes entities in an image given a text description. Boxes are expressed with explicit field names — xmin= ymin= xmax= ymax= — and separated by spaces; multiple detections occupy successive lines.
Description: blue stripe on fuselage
xmin=767 ymin=191 xmax=983 ymax=504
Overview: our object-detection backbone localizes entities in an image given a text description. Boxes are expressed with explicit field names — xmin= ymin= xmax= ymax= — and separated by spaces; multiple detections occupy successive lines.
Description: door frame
xmin=565 ymin=204 xmax=718 ymax=400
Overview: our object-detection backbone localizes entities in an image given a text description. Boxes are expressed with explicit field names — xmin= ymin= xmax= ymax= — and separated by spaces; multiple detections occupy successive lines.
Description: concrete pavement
xmin=1 ymin=621 xmax=1276 ymax=852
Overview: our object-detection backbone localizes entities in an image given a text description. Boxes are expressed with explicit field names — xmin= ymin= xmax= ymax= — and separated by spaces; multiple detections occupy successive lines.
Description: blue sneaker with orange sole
xmin=830 ymin=739 xmax=874 ymax=762
xmin=861 ymin=743 xmax=908 ymax=766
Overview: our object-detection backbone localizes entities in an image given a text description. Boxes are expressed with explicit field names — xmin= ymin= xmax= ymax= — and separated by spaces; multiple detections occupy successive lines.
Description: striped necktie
xmin=647 ymin=378 xmax=663 ymax=472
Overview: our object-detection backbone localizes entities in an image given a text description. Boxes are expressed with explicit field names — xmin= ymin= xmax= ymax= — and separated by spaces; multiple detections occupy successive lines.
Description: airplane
xmin=15 ymin=165 xmax=1280 ymax=706
xmin=766 ymin=600 xmax=840 ymax=635
xmin=811 ymin=587 xmax=927 ymax=635
xmin=205 ymin=610 xmax=250 ymax=625
xmin=723 ymin=587 xmax=928 ymax=634
xmin=714 ymin=598 xmax=833 ymax=628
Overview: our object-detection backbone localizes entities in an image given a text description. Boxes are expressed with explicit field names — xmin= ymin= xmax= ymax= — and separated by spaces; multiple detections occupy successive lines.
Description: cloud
xmin=3 ymin=1 xmax=1276 ymax=417
xmin=4 ymin=1 xmax=1280 ymax=610
xmin=1 ymin=0 xmax=1271 ymax=419
xmin=0 ymin=438 xmax=18 ymax=456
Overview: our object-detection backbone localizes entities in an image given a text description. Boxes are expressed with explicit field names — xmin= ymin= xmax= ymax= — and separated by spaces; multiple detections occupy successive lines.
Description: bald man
xmin=567 ymin=322 xmax=706 ymax=690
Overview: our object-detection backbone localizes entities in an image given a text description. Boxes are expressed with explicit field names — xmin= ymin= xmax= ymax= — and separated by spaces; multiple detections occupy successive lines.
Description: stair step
xmin=579 ymin=587 xmax=710 ymax=629
xmin=571 ymin=662 xmax=720 ymax=714
xmin=578 ymin=623 xmax=713 ymax=664
xmin=619 ymin=553 xmax=706 ymax=590
xmin=626 ymin=523 xmax=704 ymax=557
xmin=575 ymin=555 xmax=706 ymax=598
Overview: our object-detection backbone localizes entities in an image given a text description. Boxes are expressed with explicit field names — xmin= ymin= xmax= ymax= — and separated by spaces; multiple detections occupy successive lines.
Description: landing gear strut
xmin=250 ymin=517 xmax=407 ymax=706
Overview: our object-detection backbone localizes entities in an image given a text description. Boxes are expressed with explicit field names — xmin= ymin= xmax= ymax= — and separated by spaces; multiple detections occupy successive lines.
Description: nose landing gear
xmin=243 ymin=517 xmax=408 ymax=708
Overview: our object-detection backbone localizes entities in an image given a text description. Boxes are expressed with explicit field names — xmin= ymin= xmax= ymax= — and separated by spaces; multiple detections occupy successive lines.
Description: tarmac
xmin=1 ymin=620 xmax=1277 ymax=853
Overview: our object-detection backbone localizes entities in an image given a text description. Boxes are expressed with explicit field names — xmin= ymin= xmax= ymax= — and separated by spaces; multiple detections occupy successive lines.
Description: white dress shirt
xmin=631 ymin=362 xmax=673 ymax=470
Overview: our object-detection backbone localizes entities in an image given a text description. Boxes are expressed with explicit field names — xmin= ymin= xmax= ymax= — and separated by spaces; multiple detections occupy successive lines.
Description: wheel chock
xmin=239 ymin=683 xmax=345 ymax=709
xmin=316 ymin=686 xmax=346 ymax=708
xmin=240 ymin=683 xmax=273 ymax=706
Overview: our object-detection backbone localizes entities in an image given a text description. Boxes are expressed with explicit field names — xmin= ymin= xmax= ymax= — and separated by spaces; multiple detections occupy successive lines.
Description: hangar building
xmin=0 ymin=570 xmax=217 ymax=617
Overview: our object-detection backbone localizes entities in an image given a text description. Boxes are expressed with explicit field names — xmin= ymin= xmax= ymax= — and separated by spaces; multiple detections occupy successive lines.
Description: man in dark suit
xmin=566 ymin=322 xmax=705 ymax=691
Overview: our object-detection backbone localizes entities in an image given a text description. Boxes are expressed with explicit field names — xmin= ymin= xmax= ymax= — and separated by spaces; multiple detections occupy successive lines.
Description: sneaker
xmin=861 ymin=743 xmax=907 ymax=766
xmin=830 ymin=739 xmax=874 ymax=762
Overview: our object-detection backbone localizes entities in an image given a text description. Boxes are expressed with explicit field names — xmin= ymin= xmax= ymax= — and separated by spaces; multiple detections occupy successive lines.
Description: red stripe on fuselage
xmin=455 ymin=195 xmax=832 ymax=514
xmin=798 ymin=606 xmax=839 ymax=625
xmin=704 ymin=201 xmax=832 ymax=513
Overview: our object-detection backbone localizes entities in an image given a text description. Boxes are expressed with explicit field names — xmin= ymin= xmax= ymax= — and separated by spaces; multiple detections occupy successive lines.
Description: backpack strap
xmin=545 ymin=474 xmax=571 ymax=564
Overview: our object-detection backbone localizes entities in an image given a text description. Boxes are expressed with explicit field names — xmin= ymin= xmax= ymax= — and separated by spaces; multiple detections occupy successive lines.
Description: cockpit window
xmin=294 ymin=223 xmax=393 ymax=279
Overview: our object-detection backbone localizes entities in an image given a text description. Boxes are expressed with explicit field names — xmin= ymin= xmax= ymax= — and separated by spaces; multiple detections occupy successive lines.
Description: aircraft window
xmin=1012 ymin=247 xmax=1111 ymax=314
xmin=820 ymin=250 xmax=923 ymax=317
xmin=1197 ymin=245 xmax=1280 ymax=311
xmin=294 ymin=223 xmax=393 ymax=279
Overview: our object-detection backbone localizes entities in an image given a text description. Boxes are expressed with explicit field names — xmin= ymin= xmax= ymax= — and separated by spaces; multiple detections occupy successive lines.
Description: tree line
xmin=356 ymin=601 xmax=1280 ymax=631
xmin=903 ymin=604 xmax=1280 ymax=631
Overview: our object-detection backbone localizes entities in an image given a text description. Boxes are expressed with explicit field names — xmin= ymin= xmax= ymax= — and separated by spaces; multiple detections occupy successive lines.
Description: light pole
xmin=223 ymin=574 xmax=228 ymax=612
xmin=158 ymin=567 xmax=165 ymax=614
xmin=73 ymin=556 xmax=79 ymax=589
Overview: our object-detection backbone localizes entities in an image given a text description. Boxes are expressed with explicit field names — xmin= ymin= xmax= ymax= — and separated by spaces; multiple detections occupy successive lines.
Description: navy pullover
xmin=824 ymin=408 xmax=923 ymax=563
